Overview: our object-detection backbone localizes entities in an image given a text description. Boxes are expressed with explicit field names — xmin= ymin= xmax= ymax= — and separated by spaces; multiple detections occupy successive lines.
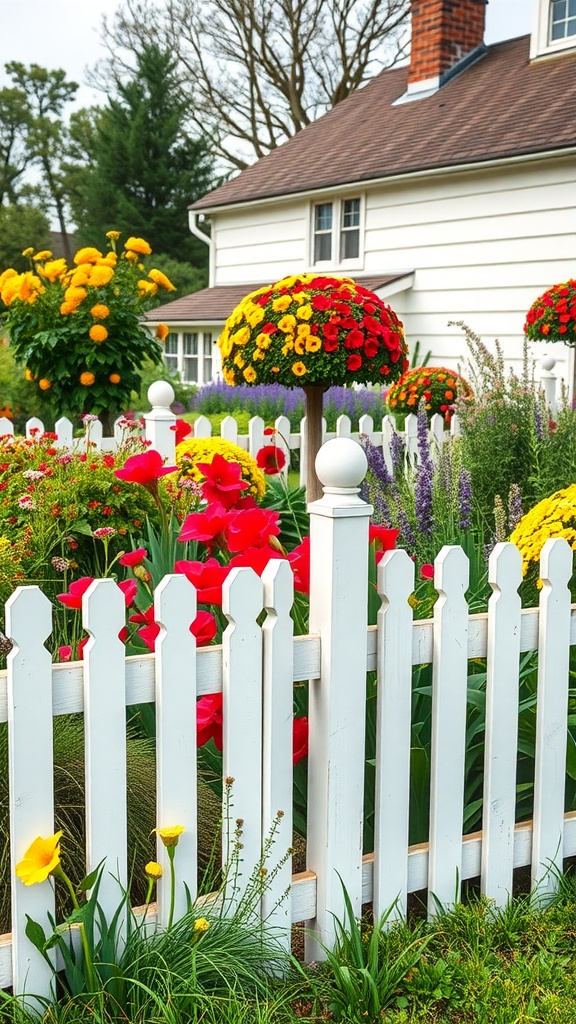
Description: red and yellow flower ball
xmin=385 ymin=366 xmax=473 ymax=422
xmin=218 ymin=273 xmax=409 ymax=387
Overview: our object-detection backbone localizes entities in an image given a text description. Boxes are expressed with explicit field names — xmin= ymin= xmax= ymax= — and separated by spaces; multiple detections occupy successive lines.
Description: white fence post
xmin=25 ymin=417 xmax=44 ymax=438
xmin=305 ymin=437 xmax=372 ymax=960
xmin=7 ymin=587 xmax=55 ymax=1003
xmin=0 ymin=417 xmax=14 ymax=436
xmin=532 ymin=537 xmax=572 ymax=897
xmin=54 ymin=416 xmax=73 ymax=448
xmin=144 ymin=381 xmax=176 ymax=463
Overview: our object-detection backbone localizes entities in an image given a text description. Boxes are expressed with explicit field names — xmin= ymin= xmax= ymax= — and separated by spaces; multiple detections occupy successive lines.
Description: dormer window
xmin=311 ymin=196 xmax=364 ymax=268
xmin=550 ymin=0 xmax=576 ymax=41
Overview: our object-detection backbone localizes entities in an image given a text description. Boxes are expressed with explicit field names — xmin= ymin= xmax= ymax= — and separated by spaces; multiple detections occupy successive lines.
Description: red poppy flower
xmin=196 ymin=453 xmax=249 ymax=508
xmin=178 ymin=504 xmax=232 ymax=547
xmin=119 ymin=547 xmax=148 ymax=567
xmin=118 ymin=579 xmax=138 ymax=607
xmin=197 ymin=692 xmax=223 ymax=749
xmin=346 ymin=354 xmax=362 ymax=372
xmin=293 ymin=716 xmax=308 ymax=766
xmin=191 ymin=610 xmax=217 ymax=646
xmin=287 ymin=536 xmax=310 ymax=595
xmin=225 ymin=507 xmax=281 ymax=552
xmin=256 ymin=445 xmax=286 ymax=475
xmin=369 ymin=525 xmax=400 ymax=564
xmin=174 ymin=557 xmax=230 ymax=604
xmin=57 ymin=576 xmax=95 ymax=609
xmin=323 ymin=322 xmax=339 ymax=342
xmin=364 ymin=339 xmax=380 ymax=359
xmin=115 ymin=449 xmax=176 ymax=485
xmin=58 ymin=646 xmax=72 ymax=663
xmin=345 ymin=329 xmax=364 ymax=350
xmin=421 ymin=563 xmax=434 ymax=580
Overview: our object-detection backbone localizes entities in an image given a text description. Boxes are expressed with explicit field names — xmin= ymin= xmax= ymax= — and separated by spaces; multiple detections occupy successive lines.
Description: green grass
xmin=4 ymin=875 xmax=576 ymax=1022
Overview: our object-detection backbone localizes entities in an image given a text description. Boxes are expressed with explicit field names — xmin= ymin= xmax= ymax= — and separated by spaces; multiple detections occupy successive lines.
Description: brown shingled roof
xmin=146 ymin=275 xmax=411 ymax=323
xmin=192 ymin=35 xmax=576 ymax=211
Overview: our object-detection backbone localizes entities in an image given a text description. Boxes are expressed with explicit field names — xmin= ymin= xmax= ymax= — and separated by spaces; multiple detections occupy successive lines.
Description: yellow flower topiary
xmin=176 ymin=437 xmax=266 ymax=500
xmin=510 ymin=484 xmax=576 ymax=579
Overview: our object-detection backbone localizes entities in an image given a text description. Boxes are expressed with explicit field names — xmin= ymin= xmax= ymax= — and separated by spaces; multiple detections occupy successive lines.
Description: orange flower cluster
xmin=386 ymin=366 xmax=473 ymax=422
xmin=524 ymin=279 xmax=576 ymax=346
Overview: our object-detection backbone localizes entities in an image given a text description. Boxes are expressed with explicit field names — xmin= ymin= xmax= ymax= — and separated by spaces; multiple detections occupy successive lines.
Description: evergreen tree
xmin=76 ymin=45 xmax=215 ymax=273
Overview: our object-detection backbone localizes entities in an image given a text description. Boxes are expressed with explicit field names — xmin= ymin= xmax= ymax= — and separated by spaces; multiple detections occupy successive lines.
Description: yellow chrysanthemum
xmin=15 ymin=831 xmax=62 ymax=885
xmin=292 ymin=361 xmax=307 ymax=376
xmin=17 ymin=272 xmax=45 ymax=303
xmin=272 ymin=295 xmax=292 ymax=313
xmin=510 ymin=484 xmax=576 ymax=579
xmin=106 ymin=230 xmax=121 ymax=240
xmin=32 ymin=250 xmax=53 ymax=262
xmin=243 ymin=366 xmax=257 ymax=383
xmin=296 ymin=304 xmax=313 ymax=321
xmin=0 ymin=275 xmax=21 ymax=306
xmin=21 ymin=247 xmax=34 ymax=258
xmin=246 ymin=305 xmax=265 ymax=328
xmin=138 ymin=280 xmax=158 ymax=297
xmin=74 ymin=247 xmax=103 ymax=265
xmin=125 ymin=236 xmax=152 ymax=255
xmin=0 ymin=268 xmax=17 ymax=290
xmin=176 ymin=438 xmax=266 ymax=500
xmin=231 ymin=327 xmax=250 ymax=347
xmin=37 ymin=258 xmax=68 ymax=283
xmin=278 ymin=314 xmax=297 ymax=333
xmin=148 ymin=268 xmax=176 ymax=291
xmin=89 ymin=324 xmax=108 ymax=343
xmin=79 ymin=371 xmax=95 ymax=386
xmin=87 ymin=265 xmax=114 ymax=287
xmin=70 ymin=267 xmax=91 ymax=287
xmin=90 ymin=303 xmax=110 ymax=319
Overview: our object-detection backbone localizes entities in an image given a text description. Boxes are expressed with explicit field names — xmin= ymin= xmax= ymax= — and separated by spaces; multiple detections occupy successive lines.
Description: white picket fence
xmin=1 ymin=437 xmax=575 ymax=999
xmin=0 ymin=380 xmax=460 ymax=486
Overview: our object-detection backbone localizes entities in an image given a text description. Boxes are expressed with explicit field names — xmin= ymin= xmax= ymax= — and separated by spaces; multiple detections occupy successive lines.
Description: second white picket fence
xmin=1 ymin=437 xmax=575 ymax=1000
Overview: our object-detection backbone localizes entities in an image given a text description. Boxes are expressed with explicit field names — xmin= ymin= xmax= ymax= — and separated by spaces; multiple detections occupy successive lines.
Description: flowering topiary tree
xmin=524 ymin=278 xmax=576 ymax=345
xmin=218 ymin=273 xmax=408 ymax=499
xmin=385 ymin=365 xmax=473 ymax=422
xmin=0 ymin=233 xmax=175 ymax=434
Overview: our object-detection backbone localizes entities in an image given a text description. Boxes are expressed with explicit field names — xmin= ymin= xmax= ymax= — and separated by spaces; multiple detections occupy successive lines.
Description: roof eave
xmin=190 ymin=145 xmax=576 ymax=215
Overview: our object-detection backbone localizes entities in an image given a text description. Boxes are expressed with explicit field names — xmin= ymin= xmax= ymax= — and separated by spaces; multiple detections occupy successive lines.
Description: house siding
xmin=209 ymin=154 xmax=576 ymax=386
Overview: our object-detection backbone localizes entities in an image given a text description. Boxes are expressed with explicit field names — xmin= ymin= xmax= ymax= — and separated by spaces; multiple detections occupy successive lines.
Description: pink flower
xmin=58 ymin=646 xmax=72 ymax=663
xmin=293 ymin=716 xmax=308 ymax=766
xmin=93 ymin=527 xmax=116 ymax=539
xmin=287 ymin=536 xmax=310 ymax=595
xmin=196 ymin=693 xmax=223 ymax=750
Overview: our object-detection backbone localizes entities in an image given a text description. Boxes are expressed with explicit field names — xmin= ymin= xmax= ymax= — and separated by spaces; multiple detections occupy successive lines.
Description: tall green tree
xmin=0 ymin=204 xmax=51 ymax=275
xmin=76 ymin=44 xmax=215 ymax=273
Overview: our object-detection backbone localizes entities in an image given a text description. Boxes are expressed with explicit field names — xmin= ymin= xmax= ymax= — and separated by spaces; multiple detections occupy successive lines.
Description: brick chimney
xmin=408 ymin=0 xmax=488 ymax=89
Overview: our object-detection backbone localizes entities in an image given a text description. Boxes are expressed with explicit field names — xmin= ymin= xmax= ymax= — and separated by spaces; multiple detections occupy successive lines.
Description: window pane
xmin=183 ymin=333 xmax=198 ymax=355
xmin=553 ymin=0 xmax=567 ymax=17
xmin=315 ymin=203 xmax=333 ymax=231
xmin=165 ymin=332 xmax=178 ymax=355
xmin=202 ymin=333 xmax=213 ymax=382
xmin=164 ymin=355 xmax=178 ymax=372
xmin=183 ymin=357 xmax=198 ymax=382
xmin=203 ymin=333 xmax=213 ymax=355
xmin=569 ymin=0 xmax=576 ymax=16
xmin=314 ymin=232 xmax=332 ymax=262
xmin=568 ymin=16 xmax=576 ymax=33
xmin=342 ymin=198 xmax=360 ymax=228
xmin=340 ymin=229 xmax=360 ymax=261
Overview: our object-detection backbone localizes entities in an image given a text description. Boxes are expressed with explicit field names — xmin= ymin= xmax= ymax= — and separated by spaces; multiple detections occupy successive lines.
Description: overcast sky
xmin=0 ymin=0 xmax=536 ymax=109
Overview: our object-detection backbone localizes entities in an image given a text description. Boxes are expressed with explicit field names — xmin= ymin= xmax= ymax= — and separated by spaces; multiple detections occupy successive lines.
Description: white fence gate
xmin=1 ymin=437 xmax=575 ymax=999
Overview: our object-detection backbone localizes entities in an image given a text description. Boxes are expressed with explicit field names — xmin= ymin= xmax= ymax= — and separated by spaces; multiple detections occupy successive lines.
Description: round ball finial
xmin=315 ymin=437 xmax=368 ymax=491
xmin=148 ymin=380 xmax=175 ymax=408
xmin=540 ymin=355 xmax=556 ymax=372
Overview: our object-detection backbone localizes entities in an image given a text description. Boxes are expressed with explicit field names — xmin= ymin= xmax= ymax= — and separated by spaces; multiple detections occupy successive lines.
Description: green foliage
xmin=143 ymin=252 xmax=207 ymax=297
xmin=132 ymin=357 xmax=196 ymax=413
xmin=0 ymin=205 xmax=51 ymax=279
xmin=74 ymin=44 xmax=215 ymax=272
xmin=0 ymin=343 xmax=40 ymax=429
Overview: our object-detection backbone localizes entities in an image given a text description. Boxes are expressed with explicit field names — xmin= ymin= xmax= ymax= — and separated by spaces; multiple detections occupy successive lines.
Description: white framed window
xmin=531 ymin=0 xmax=576 ymax=57
xmin=550 ymin=0 xmax=576 ymax=40
xmin=310 ymin=196 xmax=364 ymax=269
xmin=161 ymin=329 xmax=217 ymax=385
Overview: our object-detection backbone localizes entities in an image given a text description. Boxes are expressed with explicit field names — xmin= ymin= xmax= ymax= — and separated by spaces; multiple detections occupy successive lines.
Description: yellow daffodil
xmin=154 ymin=825 xmax=185 ymax=848
xmin=15 ymin=831 xmax=62 ymax=885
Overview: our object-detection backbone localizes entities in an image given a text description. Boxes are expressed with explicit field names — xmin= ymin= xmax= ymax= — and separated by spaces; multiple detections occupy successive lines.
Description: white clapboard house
xmin=146 ymin=0 xmax=576 ymax=389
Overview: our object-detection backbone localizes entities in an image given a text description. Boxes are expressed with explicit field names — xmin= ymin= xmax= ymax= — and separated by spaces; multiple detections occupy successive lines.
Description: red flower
xmin=287 ymin=536 xmax=310 ymax=595
xmin=229 ymin=546 xmax=285 ymax=575
xmin=58 ymin=646 xmax=72 ymax=663
xmin=196 ymin=453 xmax=249 ymax=508
xmin=421 ymin=563 xmax=434 ymax=580
xmin=364 ymin=339 xmax=380 ymax=359
xmin=174 ymin=557 xmax=230 ymax=604
xmin=344 ymin=329 xmax=364 ymax=349
xmin=57 ymin=576 xmax=95 ymax=609
xmin=114 ymin=449 xmax=176 ymax=485
xmin=103 ymin=454 xmax=115 ymax=469
xmin=225 ymin=507 xmax=281 ymax=552
xmin=118 ymin=579 xmax=138 ymax=607
xmin=323 ymin=338 xmax=339 ymax=353
xmin=370 ymin=525 xmax=400 ymax=561
xmin=191 ymin=610 xmax=217 ymax=646
xmin=197 ymin=692 xmax=223 ymax=750
xmin=346 ymin=354 xmax=362 ymax=372
xmin=293 ymin=716 xmax=309 ymax=766
xmin=172 ymin=418 xmax=192 ymax=445
xmin=179 ymin=504 xmax=232 ymax=548
xmin=256 ymin=445 xmax=286 ymax=475
xmin=311 ymin=293 xmax=332 ymax=311
xmin=322 ymin=322 xmax=339 ymax=342
xmin=119 ymin=547 xmax=148 ymax=567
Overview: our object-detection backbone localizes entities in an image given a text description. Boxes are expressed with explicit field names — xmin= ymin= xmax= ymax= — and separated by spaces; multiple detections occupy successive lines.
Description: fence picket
xmin=374 ymin=549 xmax=415 ymax=921
xmin=532 ymin=538 xmax=572 ymax=896
xmin=154 ymin=574 xmax=199 ymax=925
xmin=221 ymin=414 xmax=239 ymax=446
xmin=54 ymin=417 xmax=73 ymax=447
xmin=222 ymin=568 xmax=264 ymax=908
xmin=274 ymin=415 xmax=291 ymax=479
xmin=6 ymin=587 xmax=54 ymax=1001
xmin=193 ymin=415 xmax=212 ymax=438
xmin=428 ymin=546 xmax=469 ymax=916
xmin=248 ymin=416 xmax=265 ymax=458
xmin=0 ymin=418 xmax=13 ymax=436
xmin=25 ymin=417 xmax=44 ymax=438
xmin=82 ymin=581 xmax=128 ymax=928
xmin=261 ymin=560 xmax=294 ymax=950
xmin=481 ymin=543 xmax=523 ymax=904
xmin=336 ymin=414 xmax=352 ymax=438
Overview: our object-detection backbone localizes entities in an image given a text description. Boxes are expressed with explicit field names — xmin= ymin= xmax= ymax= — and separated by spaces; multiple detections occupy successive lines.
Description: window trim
xmin=308 ymin=194 xmax=365 ymax=271
xmin=530 ymin=0 xmax=576 ymax=59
